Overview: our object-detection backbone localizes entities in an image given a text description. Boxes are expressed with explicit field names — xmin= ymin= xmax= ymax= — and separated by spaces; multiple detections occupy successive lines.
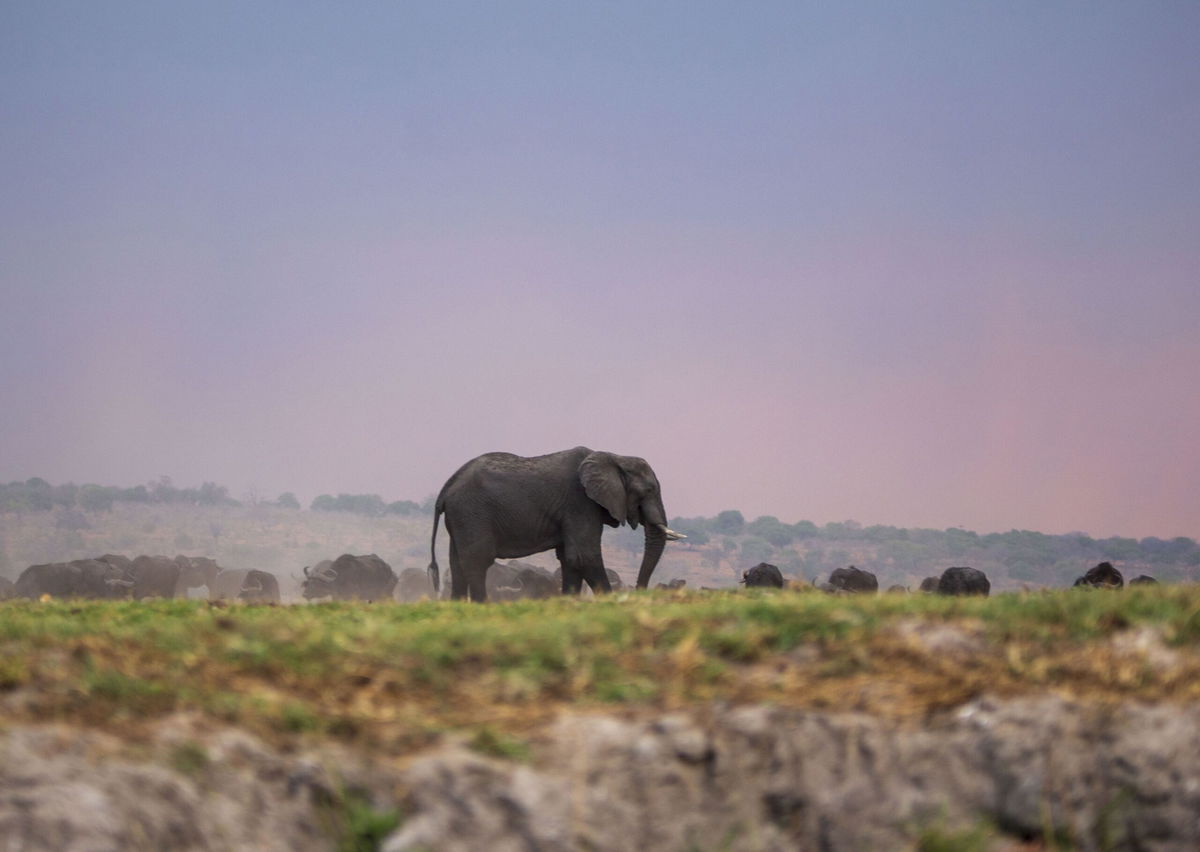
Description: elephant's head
xmin=579 ymin=451 xmax=684 ymax=589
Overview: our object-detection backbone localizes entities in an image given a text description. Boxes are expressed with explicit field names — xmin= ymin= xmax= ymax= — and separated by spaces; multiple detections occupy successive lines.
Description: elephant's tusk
xmin=658 ymin=525 xmax=686 ymax=541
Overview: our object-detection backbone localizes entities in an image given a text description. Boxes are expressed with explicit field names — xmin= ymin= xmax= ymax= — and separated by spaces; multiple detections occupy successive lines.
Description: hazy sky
xmin=2 ymin=2 xmax=1197 ymax=539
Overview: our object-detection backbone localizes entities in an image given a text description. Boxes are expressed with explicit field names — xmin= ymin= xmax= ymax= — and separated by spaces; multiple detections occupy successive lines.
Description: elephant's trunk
xmin=636 ymin=524 xmax=668 ymax=589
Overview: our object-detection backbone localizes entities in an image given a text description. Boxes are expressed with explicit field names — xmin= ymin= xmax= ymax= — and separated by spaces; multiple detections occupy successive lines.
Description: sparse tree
xmin=276 ymin=492 xmax=301 ymax=510
xmin=713 ymin=510 xmax=745 ymax=536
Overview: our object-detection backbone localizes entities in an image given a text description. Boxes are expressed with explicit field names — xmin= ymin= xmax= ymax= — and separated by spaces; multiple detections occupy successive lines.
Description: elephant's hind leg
xmin=448 ymin=539 xmax=470 ymax=601
xmin=453 ymin=538 xmax=494 ymax=603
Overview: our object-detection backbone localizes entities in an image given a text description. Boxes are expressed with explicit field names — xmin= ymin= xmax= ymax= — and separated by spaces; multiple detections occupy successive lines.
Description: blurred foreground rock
xmin=0 ymin=717 xmax=401 ymax=851
xmin=388 ymin=698 xmax=1200 ymax=851
xmin=3 ymin=698 xmax=1200 ymax=850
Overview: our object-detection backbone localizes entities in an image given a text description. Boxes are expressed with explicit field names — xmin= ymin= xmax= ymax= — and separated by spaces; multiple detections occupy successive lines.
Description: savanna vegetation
xmin=2 ymin=477 xmax=1197 ymax=592
xmin=4 ymin=586 xmax=1200 ymax=754
xmin=4 ymin=477 xmax=1199 ymax=848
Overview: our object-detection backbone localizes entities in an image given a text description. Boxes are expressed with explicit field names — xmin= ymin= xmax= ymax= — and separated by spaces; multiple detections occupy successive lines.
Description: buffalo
xmin=936 ymin=566 xmax=990 ymax=597
xmin=14 ymin=559 xmax=134 ymax=599
xmin=490 ymin=561 xmax=558 ymax=601
xmin=210 ymin=568 xmax=281 ymax=603
xmin=918 ymin=576 xmax=939 ymax=593
xmin=302 ymin=554 xmax=397 ymax=601
xmin=396 ymin=566 xmax=437 ymax=602
xmin=1129 ymin=574 xmax=1159 ymax=586
xmin=1073 ymin=561 xmax=1124 ymax=589
xmin=127 ymin=555 xmax=222 ymax=599
xmin=741 ymin=562 xmax=784 ymax=589
xmin=821 ymin=565 xmax=878 ymax=594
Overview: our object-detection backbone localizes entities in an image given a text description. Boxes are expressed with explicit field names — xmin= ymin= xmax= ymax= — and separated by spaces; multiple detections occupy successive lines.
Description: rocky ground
xmin=4 ymin=693 xmax=1200 ymax=851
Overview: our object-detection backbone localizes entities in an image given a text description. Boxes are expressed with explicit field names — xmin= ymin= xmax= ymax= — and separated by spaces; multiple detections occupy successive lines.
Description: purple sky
xmin=2 ymin=3 xmax=1197 ymax=538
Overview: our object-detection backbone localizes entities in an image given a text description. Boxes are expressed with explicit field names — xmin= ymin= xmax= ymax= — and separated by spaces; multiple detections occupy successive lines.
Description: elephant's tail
xmin=428 ymin=501 xmax=443 ymax=593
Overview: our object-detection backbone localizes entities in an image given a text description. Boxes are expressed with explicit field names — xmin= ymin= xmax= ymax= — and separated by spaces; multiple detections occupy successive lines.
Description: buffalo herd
xmin=737 ymin=560 xmax=1158 ymax=598
xmin=0 ymin=554 xmax=1162 ymax=604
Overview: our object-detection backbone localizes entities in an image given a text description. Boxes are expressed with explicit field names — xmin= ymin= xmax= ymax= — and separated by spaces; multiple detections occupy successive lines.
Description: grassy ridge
xmin=3 ymin=587 xmax=1200 ymax=751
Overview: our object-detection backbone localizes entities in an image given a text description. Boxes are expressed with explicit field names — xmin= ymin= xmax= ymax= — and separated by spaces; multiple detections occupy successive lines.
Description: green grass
xmin=2 ymin=586 xmax=1200 ymax=748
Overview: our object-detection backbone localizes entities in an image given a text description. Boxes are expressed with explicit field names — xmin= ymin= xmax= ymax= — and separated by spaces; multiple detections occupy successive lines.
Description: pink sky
xmin=1 ymin=3 xmax=1197 ymax=539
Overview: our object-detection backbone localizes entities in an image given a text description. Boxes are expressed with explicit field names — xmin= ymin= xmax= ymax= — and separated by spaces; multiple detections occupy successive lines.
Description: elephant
xmin=552 ymin=565 xmax=625 ymax=593
xmin=1073 ymin=561 xmax=1124 ymax=589
xmin=429 ymin=446 xmax=683 ymax=601
xmin=741 ymin=562 xmax=784 ymax=588
xmin=1129 ymin=574 xmax=1158 ymax=586
xmin=935 ymin=566 xmax=990 ymax=597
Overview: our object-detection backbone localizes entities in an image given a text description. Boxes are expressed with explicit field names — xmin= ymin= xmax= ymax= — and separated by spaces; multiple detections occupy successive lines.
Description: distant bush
xmin=747 ymin=516 xmax=795 ymax=548
xmin=309 ymin=493 xmax=427 ymax=517
xmin=0 ymin=477 xmax=238 ymax=513
xmin=713 ymin=510 xmax=745 ymax=536
xmin=275 ymin=492 xmax=301 ymax=510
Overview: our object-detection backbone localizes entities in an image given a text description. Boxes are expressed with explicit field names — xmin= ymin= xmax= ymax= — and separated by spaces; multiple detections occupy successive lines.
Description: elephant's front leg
xmin=561 ymin=539 xmax=611 ymax=595
xmin=581 ymin=560 xmax=613 ymax=594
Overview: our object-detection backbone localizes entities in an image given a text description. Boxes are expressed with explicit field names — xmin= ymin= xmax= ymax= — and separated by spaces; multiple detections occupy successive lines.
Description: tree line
xmin=4 ymin=478 xmax=1197 ymax=583
xmin=664 ymin=510 xmax=1200 ymax=586
xmin=0 ymin=477 xmax=431 ymax=518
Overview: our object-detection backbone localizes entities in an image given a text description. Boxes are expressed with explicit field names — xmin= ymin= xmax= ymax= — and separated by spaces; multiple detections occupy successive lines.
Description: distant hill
xmin=1 ymin=478 xmax=1196 ymax=592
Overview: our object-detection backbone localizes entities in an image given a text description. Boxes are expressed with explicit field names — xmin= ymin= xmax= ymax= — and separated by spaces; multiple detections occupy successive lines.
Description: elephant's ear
xmin=579 ymin=452 xmax=626 ymax=526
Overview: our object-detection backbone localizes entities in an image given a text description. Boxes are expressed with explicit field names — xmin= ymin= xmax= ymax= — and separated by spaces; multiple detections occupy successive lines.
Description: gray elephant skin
xmin=429 ymin=446 xmax=683 ymax=601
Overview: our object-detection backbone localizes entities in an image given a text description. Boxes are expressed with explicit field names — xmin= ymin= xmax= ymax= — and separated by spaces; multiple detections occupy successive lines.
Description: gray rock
xmin=386 ymin=698 xmax=1200 ymax=851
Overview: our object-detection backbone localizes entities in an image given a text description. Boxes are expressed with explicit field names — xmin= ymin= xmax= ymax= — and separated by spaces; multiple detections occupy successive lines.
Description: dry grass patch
xmin=3 ymin=586 xmax=1200 ymax=752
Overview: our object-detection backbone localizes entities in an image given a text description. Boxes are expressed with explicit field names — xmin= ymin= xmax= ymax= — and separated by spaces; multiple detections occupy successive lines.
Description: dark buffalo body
xmin=396 ymin=566 xmax=437 ymax=602
xmin=489 ymin=561 xmax=558 ymax=601
xmin=211 ymin=568 xmax=281 ymax=603
xmin=302 ymin=554 xmax=397 ymax=601
xmin=936 ymin=566 xmax=991 ymax=597
xmin=129 ymin=555 xmax=183 ymax=599
xmin=824 ymin=566 xmax=878 ymax=594
xmin=14 ymin=559 xmax=134 ymax=599
xmin=1073 ymin=561 xmax=1124 ymax=589
xmin=742 ymin=562 xmax=784 ymax=588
